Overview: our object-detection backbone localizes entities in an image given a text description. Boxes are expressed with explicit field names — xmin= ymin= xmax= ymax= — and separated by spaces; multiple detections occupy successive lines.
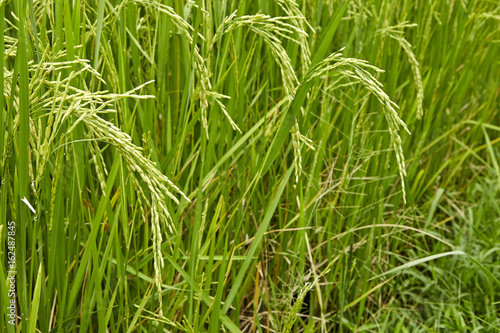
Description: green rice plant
xmin=1 ymin=0 xmax=499 ymax=332
xmin=377 ymin=22 xmax=424 ymax=119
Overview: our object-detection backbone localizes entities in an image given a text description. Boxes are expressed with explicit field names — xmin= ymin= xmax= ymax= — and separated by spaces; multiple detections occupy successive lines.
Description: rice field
xmin=1 ymin=0 xmax=499 ymax=332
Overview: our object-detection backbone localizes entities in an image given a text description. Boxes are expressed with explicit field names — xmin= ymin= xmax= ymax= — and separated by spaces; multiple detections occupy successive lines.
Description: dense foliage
xmin=1 ymin=0 xmax=499 ymax=332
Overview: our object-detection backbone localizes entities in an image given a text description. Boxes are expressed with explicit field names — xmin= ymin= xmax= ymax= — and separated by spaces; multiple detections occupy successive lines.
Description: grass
xmin=1 ymin=0 xmax=499 ymax=332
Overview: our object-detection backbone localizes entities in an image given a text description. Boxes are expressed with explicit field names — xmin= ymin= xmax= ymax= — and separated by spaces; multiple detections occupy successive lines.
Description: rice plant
xmin=1 ymin=0 xmax=499 ymax=332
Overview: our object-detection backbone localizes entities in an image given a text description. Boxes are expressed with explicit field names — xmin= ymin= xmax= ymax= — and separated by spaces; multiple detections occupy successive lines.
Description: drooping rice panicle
xmin=305 ymin=50 xmax=410 ymax=202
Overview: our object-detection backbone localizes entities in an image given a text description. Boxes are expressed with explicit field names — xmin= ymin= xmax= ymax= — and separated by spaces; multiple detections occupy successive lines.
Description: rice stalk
xmin=306 ymin=50 xmax=410 ymax=202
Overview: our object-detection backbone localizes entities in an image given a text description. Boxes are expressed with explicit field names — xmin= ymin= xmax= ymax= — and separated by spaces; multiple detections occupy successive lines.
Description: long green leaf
xmin=28 ymin=264 xmax=42 ymax=333
xmin=259 ymin=0 xmax=350 ymax=176
xmin=222 ymin=164 xmax=295 ymax=314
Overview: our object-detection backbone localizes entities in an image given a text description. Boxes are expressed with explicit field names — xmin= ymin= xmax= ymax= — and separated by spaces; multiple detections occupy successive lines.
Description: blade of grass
xmin=259 ymin=0 xmax=350 ymax=176
xmin=371 ymin=251 xmax=467 ymax=280
xmin=28 ymin=264 xmax=42 ymax=333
